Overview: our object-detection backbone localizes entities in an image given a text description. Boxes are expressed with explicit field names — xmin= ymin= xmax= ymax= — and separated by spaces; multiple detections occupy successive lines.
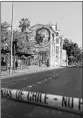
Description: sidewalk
xmin=1 ymin=65 xmax=64 ymax=79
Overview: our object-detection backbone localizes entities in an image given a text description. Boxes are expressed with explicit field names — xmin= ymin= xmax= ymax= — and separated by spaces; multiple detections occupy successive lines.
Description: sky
xmin=1 ymin=2 xmax=82 ymax=48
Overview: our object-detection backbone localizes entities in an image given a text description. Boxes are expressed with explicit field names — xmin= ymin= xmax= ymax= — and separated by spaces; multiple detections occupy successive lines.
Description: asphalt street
xmin=1 ymin=67 xmax=82 ymax=118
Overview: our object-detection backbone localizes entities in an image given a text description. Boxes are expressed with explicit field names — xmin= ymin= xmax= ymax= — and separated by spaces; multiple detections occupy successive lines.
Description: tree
xmin=69 ymin=55 xmax=75 ymax=65
xmin=13 ymin=31 xmax=32 ymax=54
xmin=19 ymin=18 xmax=30 ymax=32
xmin=1 ymin=21 xmax=10 ymax=30
xmin=1 ymin=21 xmax=10 ymax=42
xmin=63 ymin=38 xmax=82 ymax=65
xmin=1 ymin=21 xmax=11 ymax=50
xmin=19 ymin=18 xmax=33 ymax=43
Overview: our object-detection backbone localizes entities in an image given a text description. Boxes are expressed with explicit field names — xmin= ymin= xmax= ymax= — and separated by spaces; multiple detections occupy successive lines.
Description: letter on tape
xmin=62 ymin=96 xmax=74 ymax=108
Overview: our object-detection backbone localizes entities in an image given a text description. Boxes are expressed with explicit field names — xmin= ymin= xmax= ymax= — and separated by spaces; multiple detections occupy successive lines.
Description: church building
xmin=29 ymin=23 xmax=67 ymax=67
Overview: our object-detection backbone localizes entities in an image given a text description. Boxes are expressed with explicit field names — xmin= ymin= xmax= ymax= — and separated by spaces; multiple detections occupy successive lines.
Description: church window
xmin=56 ymin=38 xmax=59 ymax=44
xmin=56 ymin=46 xmax=59 ymax=54
xmin=56 ymin=32 xmax=59 ymax=36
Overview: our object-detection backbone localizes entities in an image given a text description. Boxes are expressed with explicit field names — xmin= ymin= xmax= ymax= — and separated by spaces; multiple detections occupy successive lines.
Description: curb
xmin=1 ymin=66 xmax=64 ymax=79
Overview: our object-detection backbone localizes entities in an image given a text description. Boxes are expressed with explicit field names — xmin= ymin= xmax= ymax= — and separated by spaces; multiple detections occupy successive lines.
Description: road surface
xmin=1 ymin=67 xmax=82 ymax=118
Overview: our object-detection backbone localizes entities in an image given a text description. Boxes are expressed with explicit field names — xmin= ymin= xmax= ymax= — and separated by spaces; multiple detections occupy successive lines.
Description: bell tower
xmin=50 ymin=23 xmax=62 ymax=67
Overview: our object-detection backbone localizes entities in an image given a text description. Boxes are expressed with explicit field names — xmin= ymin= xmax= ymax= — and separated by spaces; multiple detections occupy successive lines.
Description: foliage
xmin=1 ymin=21 xmax=11 ymax=50
xmin=1 ymin=21 xmax=10 ymax=41
xmin=63 ymin=38 xmax=82 ymax=65
xmin=19 ymin=18 xmax=30 ymax=32
xmin=1 ymin=20 xmax=34 ymax=54
xmin=13 ymin=31 xmax=30 ymax=53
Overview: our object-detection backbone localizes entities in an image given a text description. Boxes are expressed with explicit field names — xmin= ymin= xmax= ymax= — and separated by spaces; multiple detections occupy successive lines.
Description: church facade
xmin=30 ymin=23 xmax=67 ymax=67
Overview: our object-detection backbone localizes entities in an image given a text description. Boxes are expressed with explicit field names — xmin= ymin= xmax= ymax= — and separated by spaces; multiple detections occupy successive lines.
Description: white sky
xmin=1 ymin=2 xmax=82 ymax=47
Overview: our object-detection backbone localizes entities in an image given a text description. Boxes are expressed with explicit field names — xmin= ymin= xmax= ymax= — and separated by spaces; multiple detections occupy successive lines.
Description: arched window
xmin=1 ymin=57 xmax=4 ymax=62
xmin=1 ymin=56 xmax=6 ymax=66
xmin=36 ymin=27 xmax=50 ymax=45
xmin=56 ymin=46 xmax=59 ymax=54
xmin=56 ymin=38 xmax=59 ymax=44
xmin=56 ymin=32 xmax=59 ymax=36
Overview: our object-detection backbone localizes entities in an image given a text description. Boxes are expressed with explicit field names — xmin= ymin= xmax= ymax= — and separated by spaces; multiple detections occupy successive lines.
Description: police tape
xmin=1 ymin=88 xmax=83 ymax=115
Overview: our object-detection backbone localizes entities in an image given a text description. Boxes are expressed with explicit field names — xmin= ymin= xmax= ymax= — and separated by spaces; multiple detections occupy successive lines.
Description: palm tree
xmin=19 ymin=18 xmax=30 ymax=32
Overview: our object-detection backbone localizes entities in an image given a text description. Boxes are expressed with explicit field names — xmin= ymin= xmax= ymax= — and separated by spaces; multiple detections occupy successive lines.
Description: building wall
xmin=49 ymin=26 xmax=67 ymax=67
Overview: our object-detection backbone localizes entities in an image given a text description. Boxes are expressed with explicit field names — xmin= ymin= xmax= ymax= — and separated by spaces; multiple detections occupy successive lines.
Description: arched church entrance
xmin=38 ymin=51 xmax=49 ymax=67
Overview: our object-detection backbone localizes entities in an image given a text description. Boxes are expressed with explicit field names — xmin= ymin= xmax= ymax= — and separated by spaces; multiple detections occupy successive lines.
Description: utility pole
xmin=10 ymin=2 xmax=14 ymax=73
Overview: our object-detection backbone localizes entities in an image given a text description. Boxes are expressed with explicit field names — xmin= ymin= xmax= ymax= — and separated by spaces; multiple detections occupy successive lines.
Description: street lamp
xmin=10 ymin=2 xmax=14 ymax=73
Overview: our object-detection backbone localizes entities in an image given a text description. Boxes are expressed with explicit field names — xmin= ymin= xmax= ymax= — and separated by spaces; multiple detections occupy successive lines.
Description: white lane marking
xmin=23 ymin=74 xmax=59 ymax=89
